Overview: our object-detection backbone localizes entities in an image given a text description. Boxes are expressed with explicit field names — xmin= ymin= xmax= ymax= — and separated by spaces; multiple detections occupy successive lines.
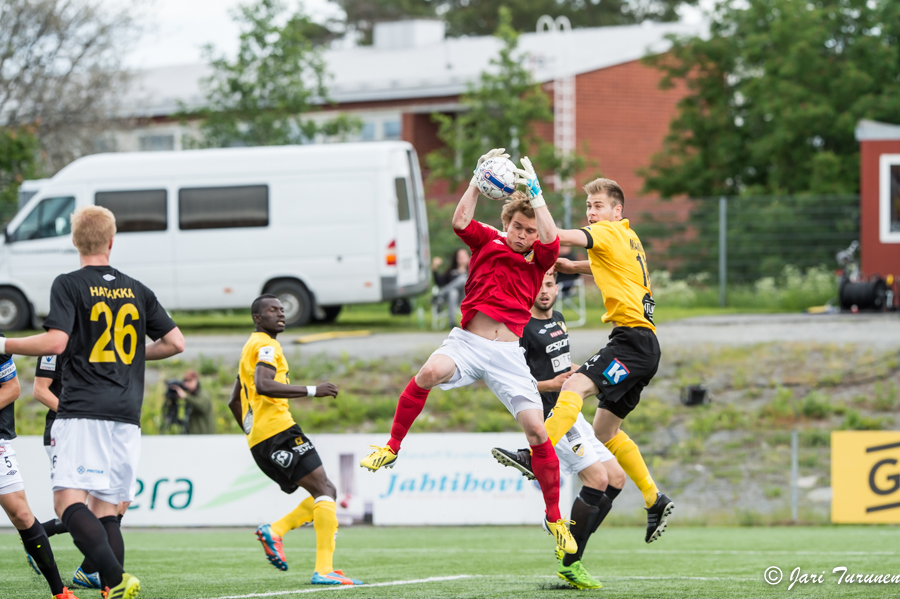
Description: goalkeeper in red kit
xmin=360 ymin=149 xmax=576 ymax=554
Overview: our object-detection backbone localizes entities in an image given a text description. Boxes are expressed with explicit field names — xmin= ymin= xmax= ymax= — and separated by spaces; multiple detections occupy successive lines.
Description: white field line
xmin=198 ymin=575 xmax=474 ymax=599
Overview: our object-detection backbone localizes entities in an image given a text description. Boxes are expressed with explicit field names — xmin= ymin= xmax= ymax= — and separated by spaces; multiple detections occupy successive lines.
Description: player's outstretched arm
xmin=2 ymin=329 xmax=69 ymax=357
xmin=453 ymin=148 xmax=510 ymax=230
xmin=556 ymin=258 xmax=592 ymax=275
xmin=254 ymin=364 xmax=339 ymax=399
xmin=516 ymin=157 xmax=556 ymax=245
xmin=146 ymin=327 xmax=186 ymax=360
xmin=228 ymin=378 xmax=243 ymax=428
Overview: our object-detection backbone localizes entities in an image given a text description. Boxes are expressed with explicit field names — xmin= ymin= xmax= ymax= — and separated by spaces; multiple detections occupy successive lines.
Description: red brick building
xmin=855 ymin=120 xmax=900 ymax=279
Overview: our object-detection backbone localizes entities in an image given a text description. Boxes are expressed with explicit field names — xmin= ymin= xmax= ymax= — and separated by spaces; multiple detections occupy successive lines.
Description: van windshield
xmin=10 ymin=196 xmax=75 ymax=242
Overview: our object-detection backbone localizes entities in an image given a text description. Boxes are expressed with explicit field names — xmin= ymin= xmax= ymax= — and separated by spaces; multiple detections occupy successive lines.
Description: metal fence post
xmin=563 ymin=192 xmax=572 ymax=229
xmin=791 ymin=429 xmax=799 ymax=523
xmin=719 ymin=197 xmax=727 ymax=307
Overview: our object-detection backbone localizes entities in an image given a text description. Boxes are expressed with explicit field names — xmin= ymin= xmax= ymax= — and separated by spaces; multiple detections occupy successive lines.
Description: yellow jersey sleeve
xmin=238 ymin=332 xmax=295 ymax=447
xmin=582 ymin=220 xmax=656 ymax=332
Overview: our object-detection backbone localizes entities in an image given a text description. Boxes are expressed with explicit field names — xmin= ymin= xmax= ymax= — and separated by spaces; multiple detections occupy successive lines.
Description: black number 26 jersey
xmin=43 ymin=265 xmax=176 ymax=426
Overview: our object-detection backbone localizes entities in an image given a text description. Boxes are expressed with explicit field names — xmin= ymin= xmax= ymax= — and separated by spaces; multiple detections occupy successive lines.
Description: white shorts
xmin=432 ymin=328 xmax=543 ymax=417
xmin=0 ymin=439 xmax=25 ymax=495
xmin=51 ymin=418 xmax=141 ymax=504
xmin=555 ymin=413 xmax=615 ymax=477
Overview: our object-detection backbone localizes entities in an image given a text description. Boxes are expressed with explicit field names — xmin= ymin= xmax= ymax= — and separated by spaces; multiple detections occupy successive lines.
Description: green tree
xmin=441 ymin=0 xmax=693 ymax=38
xmin=0 ymin=126 xmax=41 ymax=214
xmin=642 ymin=0 xmax=900 ymax=198
xmin=187 ymin=0 xmax=358 ymax=148
xmin=332 ymin=0 xmax=436 ymax=44
xmin=332 ymin=0 xmax=695 ymax=41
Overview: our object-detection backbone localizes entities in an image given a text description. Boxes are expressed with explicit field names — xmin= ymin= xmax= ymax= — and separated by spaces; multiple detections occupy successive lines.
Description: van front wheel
xmin=0 ymin=288 xmax=31 ymax=331
xmin=268 ymin=281 xmax=313 ymax=328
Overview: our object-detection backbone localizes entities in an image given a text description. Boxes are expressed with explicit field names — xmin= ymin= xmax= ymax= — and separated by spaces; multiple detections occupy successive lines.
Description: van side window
xmin=395 ymin=177 xmax=411 ymax=222
xmin=178 ymin=185 xmax=269 ymax=230
xmin=95 ymin=190 xmax=167 ymax=233
xmin=9 ymin=196 xmax=75 ymax=242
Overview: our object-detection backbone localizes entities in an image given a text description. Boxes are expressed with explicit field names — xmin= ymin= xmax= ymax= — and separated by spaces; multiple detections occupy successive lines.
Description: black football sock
xmin=62 ymin=503 xmax=123 ymax=589
xmin=18 ymin=520 xmax=65 ymax=595
xmin=41 ymin=518 xmax=68 ymax=537
xmin=81 ymin=514 xmax=125 ymax=574
xmin=562 ymin=487 xmax=612 ymax=567
xmin=99 ymin=515 xmax=125 ymax=567
xmin=605 ymin=485 xmax=622 ymax=502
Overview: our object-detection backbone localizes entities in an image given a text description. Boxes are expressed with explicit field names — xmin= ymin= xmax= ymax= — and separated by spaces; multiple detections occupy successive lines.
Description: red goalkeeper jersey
xmin=455 ymin=220 xmax=560 ymax=337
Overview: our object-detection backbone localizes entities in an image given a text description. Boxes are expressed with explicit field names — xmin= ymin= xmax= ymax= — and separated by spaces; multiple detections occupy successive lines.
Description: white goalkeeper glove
xmin=470 ymin=148 xmax=510 ymax=187
xmin=515 ymin=156 xmax=546 ymax=209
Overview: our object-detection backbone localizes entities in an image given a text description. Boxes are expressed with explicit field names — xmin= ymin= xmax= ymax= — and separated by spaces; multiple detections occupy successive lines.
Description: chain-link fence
xmin=612 ymin=194 xmax=859 ymax=309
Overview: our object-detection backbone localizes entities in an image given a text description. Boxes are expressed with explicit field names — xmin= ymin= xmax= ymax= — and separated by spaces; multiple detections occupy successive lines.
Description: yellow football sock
xmin=313 ymin=497 xmax=338 ymax=574
xmin=605 ymin=430 xmax=659 ymax=507
xmin=270 ymin=496 xmax=314 ymax=538
xmin=544 ymin=391 xmax=583 ymax=446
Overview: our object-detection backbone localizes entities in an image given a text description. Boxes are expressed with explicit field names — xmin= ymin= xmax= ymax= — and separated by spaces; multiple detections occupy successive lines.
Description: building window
xmin=179 ymin=185 xmax=269 ymax=230
xmin=95 ymin=190 xmax=168 ymax=233
xmin=891 ymin=165 xmax=900 ymax=233
xmin=395 ymin=177 xmax=412 ymax=221
xmin=360 ymin=122 xmax=376 ymax=141
xmin=139 ymin=134 xmax=175 ymax=152
xmin=879 ymin=155 xmax=900 ymax=243
xmin=383 ymin=120 xmax=401 ymax=140
xmin=9 ymin=196 xmax=75 ymax=242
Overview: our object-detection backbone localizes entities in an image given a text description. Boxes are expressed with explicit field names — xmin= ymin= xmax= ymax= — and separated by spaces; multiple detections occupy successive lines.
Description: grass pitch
xmin=3 ymin=525 xmax=900 ymax=598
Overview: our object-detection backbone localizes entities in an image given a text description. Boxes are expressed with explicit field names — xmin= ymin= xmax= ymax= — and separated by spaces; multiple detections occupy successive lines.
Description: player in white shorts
xmin=360 ymin=150 xmax=578 ymax=554
xmin=0 ymin=337 xmax=79 ymax=599
xmin=492 ymin=269 xmax=626 ymax=590
xmin=3 ymin=206 xmax=185 ymax=599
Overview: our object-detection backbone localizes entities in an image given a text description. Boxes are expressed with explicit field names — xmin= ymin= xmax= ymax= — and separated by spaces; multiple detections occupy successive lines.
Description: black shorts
xmin=576 ymin=326 xmax=660 ymax=420
xmin=250 ymin=424 xmax=323 ymax=494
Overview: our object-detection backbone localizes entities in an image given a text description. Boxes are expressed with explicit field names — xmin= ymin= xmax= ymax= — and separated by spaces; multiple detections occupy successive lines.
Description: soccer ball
xmin=474 ymin=157 xmax=518 ymax=200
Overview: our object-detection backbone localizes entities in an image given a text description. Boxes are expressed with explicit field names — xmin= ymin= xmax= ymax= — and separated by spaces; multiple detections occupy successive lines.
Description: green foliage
xmin=840 ymin=409 xmax=887 ymax=431
xmin=0 ymin=125 xmax=41 ymax=210
xmin=760 ymin=387 xmax=796 ymax=422
xmin=185 ymin=0 xmax=359 ymax=148
xmin=642 ymin=0 xmax=900 ymax=197
xmin=440 ymin=0 xmax=692 ymax=38
xmin=332 ymin=0 xmax=437 ymax=44
xmin=798 ymin=390 xmax=834 ymax=419
xmin=332 ymin=0 xmax=694 ymax=42
xmin=873 ymin=381 xmax=899 ymax=411
xmin=687 ymin=403 xmax=744 ymax=435
xmin=426 ymin=8 xmax=571 ymax=204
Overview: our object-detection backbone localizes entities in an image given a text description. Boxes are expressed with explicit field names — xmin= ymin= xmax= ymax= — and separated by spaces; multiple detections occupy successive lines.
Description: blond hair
xmin=500 ymin=191 xmax=534 ymax=228
xmin=584 ymin=178 xmax=625 ymax=208
xmin=71 ymin=206 xmax=116 ymax=256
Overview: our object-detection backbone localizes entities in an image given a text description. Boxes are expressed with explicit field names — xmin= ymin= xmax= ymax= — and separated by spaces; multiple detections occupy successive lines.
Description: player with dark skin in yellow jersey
xmin=228 ymin=295 xmax=363 ymax=586
xmin=548 ymin=178 xmax=674 ymax=544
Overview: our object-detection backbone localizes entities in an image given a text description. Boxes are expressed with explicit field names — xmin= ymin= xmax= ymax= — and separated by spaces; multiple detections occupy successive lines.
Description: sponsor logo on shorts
xmin=76 ymin=466 xmax=104 ymax=475
xmin=271 ymin=450 xmax=293 ymax=468
xmin=565 ymin=429 xmax=580 ymax=442
xmin=603 ymin=359 xmax=630 ymax=385
xmin=0 ymin=446 xmax=5 ymax=455
xmin=293 ymin=441 xmax=314 ymax=456
xmin=6 ymin=470 xmax=17 ymax=475
xmin=572 ymin=444 xmax=585 ymax=457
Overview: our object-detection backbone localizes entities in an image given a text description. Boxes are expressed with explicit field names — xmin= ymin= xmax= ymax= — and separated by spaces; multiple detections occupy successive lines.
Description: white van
xmin=0 ymin=142 xmax=430 ymax=330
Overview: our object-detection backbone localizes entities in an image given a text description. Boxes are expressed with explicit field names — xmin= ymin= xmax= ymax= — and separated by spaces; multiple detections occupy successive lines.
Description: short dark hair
xmin=251 ymin=294 xmax=278 ymax=316
xmin=584 ymin=178 xmax=625 ymax=208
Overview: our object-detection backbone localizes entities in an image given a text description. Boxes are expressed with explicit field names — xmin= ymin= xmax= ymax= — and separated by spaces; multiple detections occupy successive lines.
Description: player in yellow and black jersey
xmin=228 ymin=294 xmax=362 ymax=586
xmin=545 ymin=178 xmax=674 ymax=545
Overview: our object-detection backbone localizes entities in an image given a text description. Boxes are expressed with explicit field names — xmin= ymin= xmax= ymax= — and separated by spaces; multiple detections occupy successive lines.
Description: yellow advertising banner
xmin=832 ymin=431 xmax=900 ymax=524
